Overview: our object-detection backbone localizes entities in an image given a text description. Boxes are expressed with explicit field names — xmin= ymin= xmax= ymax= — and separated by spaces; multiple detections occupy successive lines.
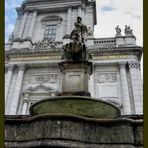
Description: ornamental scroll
xmin=35 ymin=40 xmax=58 ymax=49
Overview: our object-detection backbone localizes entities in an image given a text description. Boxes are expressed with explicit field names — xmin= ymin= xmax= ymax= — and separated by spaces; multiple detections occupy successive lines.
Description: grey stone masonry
xmin=5 ymin=114 xmax=143 ymax=148
xmin=59 ymin=62 xmax=92 ymax=94
xmin=9 ymin=64 xmax=26 ymax=115
xmin=5 ymin=64 xmax=14 ymax=106
xmin=119 ymin=62 xmax=131 ymax=115
xmin=128 ymin=62 xmax=143 ymax=115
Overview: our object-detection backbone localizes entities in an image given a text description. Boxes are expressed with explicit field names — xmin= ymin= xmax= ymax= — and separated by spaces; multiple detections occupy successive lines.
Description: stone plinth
xmin=59 ymin=61 xmax=92 ymax=95
xmin=125 ymin=35 xmax=136 ymax=46
xmin=5 ymin=115 xmax=143 ymax=148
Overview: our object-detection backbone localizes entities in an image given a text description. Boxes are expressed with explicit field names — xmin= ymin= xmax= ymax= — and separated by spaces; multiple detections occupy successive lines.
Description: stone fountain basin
xmin=29 ymin=96 xmax=121 ymax=119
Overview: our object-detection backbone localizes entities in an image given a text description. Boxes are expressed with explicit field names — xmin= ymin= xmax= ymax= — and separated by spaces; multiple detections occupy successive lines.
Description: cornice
xmin=6 ymin=48 xmax=62 ymax=56
xmin=6 ymin=46 xmax=142 ymax=57
xmin=89 ymin=46 xmax=143 ymax=53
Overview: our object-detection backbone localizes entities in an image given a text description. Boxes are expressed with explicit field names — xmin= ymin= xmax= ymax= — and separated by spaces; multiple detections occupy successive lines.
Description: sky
xmin=5 ymin=0 xmax=143 ymax=76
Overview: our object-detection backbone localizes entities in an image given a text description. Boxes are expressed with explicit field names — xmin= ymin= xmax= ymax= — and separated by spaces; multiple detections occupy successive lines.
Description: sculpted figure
xmin=124 ymin=25 xmax=132 ymax=35
xmin=62 ymin=17 xmax=92 ymax=62
xmin=70 ymin=16 xmax=87 ymax=43
xmin=87 ymin=27 xmax=93 ymax=36
xmin=115 ymin=25 xmax=121 ymax=36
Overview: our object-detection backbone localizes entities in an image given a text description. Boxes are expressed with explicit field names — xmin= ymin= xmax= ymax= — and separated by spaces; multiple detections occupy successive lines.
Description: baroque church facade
xmin=5 ymin=0 xmax=143 ymax=116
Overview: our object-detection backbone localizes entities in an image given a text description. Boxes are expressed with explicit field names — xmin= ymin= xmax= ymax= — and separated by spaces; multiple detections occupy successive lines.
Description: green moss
xmin=30 ymin=96 xmax=120 ymax=119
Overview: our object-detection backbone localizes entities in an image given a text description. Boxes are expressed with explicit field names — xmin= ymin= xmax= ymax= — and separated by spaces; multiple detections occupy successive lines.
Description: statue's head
xmin=77 ymin=16 xmax=82 ymax=23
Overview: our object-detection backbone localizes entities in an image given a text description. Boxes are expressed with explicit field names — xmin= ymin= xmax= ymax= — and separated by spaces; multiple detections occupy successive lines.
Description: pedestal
xmin=59 ymin=61 xmax=92 ymax=96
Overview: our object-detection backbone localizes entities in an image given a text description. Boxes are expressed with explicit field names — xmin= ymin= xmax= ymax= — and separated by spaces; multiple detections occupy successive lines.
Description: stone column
xmin=81 ymin=3 xmax=85 ymax=20
xmin=66 ymin=7 xmax=72 ymax=34
xmin=119 ymin=63 xmax=131 ymax=114
xmin=28 ymin=10 xmax=37 ymax=38
xmin=18 ymin=12 xmax=28 ymax=38
xmin=5 ymin=64 xmax=14 ymax=105
xmin=21 ymin=92 xmax=29 ymax=115
xmin=9 ymin=64 xmax=25 ymax=115
xmin=128 ymin=62 xmax=143 ymax=114
xmin=78 ymin=7 xmax=82 ymax=17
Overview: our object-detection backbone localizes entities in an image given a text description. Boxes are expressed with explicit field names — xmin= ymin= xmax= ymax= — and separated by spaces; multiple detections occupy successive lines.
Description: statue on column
xmin=62 ymin=16 xmax=91 ymax=62
xmin=70 ymin=16 xmax=87 ymax=43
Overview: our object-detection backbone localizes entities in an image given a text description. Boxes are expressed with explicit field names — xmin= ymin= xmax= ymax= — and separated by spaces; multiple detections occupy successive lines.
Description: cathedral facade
xmin=5 ymin=0 xmax=143 ymax=116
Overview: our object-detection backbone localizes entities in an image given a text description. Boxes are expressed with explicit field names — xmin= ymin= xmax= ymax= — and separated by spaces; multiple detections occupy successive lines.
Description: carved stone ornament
xmin=124 ymin=25 xmax=134 ymax=36
xmin=115 ymin=25 xmax=121 ymax=36
xmin=128 ymin=62 xmax=140 ymax=69
xmin=87 ymin=27 xmax=93 ymax=36
xmin=35 ymin=74 xmax=58 ymax=84
xmin=119 ymin=62 xmax=127 ymax=69
xmin=97 ymin=73 xmax=117 ymax=83
xmin=18 ymin=64 xmax=25 ymax=71
xmin=35 ymin=40 xmax=58 ymax=49
xmin=62 ymin=17 xmax=92 ymax=62
xmin=6 ymin=64 xmax=14 ymax=71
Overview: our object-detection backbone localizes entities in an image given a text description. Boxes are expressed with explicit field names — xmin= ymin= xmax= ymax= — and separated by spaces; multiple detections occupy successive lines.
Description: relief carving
xmin=97 ymin=73 xmax=117 ymax=83
xmin=35 ymin=74 xmax=58 ymax=84
xmin=35 ymin=40 xmax=58 ymax=49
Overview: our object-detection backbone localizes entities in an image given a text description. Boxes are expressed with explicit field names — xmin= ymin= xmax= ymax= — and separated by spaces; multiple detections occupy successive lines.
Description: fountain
xmin=29 ymin=16 xmax=120 ymax=119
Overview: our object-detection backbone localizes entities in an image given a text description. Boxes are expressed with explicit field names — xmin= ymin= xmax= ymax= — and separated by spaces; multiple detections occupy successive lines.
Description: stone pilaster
xmin=78 ymin=7 xmax=82 ymax=17
xmin=55 ymin=22 xmax=60 ymax=42
xmin=5 ymin=64 xmax=14 ymax=105
xmin=28 ymin=10 xmax=37 ymax=38
xmin=128 ymin=62 xmax=143 ymax=114
xmin=18 ymin=12 xmax=28 ymax=38
xmin=9 ymin=64 xmax=25 ymax=115
xmin=119 ymin=62 xmax=131 ymax=114
xmin=66 ymin=7 xmax=72 ymax=34
xmin=21 ymin=92 xmax=29 ymax=115
xmin=81 ymin=3 xmax=85 ymax=20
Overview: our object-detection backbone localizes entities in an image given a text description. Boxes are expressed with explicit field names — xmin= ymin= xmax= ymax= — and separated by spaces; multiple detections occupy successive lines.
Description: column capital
xmin=119 ymin=62 xmax=127 ymax=69
xmin=23 ymin=11 xmax=29 ymax=15
xmin=33 ymin=9 xmax=38 ymax=13
xmin=23 ymin=91 xmax=30 ymax=97
xmin=128 ymin=62 xmax=140 ymax=69
xmin=17 ymin=64 xmax=26 ymax=71
xmin=23 ymin=98 xmax=29 ymax=103
xmin=23 ymin=92 xmax=30 ymax=103
xmin=6 ymin=64 xmax=14 ymax=71
xmin=67 ymin=7 xmax=72 ymax=10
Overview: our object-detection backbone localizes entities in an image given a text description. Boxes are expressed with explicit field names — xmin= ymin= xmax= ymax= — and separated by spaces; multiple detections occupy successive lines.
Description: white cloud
xmin=6 ymin=23 xmax=14 ymax=34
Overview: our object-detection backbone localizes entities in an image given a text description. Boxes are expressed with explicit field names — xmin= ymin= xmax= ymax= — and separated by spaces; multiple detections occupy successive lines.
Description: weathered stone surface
xmin=5 ymin=115 xmax=143 ymax=148
xmin=29 ymin=96 xmax=120 ymax=118
xmin=59 ymin=61 xmax=92 ymax=93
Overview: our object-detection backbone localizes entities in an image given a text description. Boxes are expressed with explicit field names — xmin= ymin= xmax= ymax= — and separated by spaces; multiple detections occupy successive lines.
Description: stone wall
xmin=5 ymin=115 xmax=143 ymax=148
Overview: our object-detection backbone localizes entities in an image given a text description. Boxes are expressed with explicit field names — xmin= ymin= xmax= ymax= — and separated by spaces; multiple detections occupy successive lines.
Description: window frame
xmin=43 ymin=24 xmax=57 ymax=41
